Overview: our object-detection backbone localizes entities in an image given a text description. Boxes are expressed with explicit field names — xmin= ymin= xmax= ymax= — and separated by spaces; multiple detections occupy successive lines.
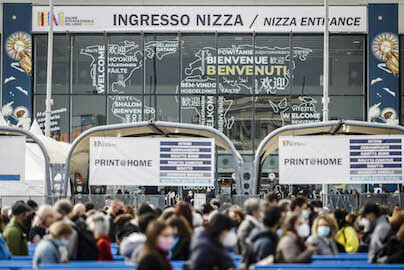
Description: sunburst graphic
xmin=5 ymin=32 xmax=32 ymax=76
xmin=372 ymin=32 xmax=399 ymax=76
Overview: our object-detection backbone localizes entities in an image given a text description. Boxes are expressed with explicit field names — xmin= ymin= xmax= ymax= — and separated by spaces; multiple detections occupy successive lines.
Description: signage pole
xmin=45 ymin=0 xmax=54 ymax=136
xmin=322 ymin=0 xmax=330 ymax=207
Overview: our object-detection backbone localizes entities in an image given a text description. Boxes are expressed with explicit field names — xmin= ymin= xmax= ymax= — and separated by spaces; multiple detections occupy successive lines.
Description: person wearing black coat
xmin=243 ymin=206 xmax=281 ymax=265
xmin=190 ymin=214 xmax=236 ymax=270
xmin=137 ymin=221 xmax=173 ymax=270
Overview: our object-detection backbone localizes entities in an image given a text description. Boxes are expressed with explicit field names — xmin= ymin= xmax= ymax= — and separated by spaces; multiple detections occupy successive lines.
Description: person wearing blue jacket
xmin=0 ymin=234 xmax=12 ymax=260
xmin=33 ymin=221 xmax=72 ymax=269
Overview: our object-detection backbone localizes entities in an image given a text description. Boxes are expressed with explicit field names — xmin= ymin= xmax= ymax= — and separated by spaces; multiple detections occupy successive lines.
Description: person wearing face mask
xmin=244 ymin=206 xmax=282 ymax=266
xmin=167 ymin=216 xmax=192 ymax=260
xmin=32 ymin=221 xmax=73 ymax=269
xmin=306 ymin=215 xmax=338 ymax=255
xmin=29 ymin=205 xmax=60 ymax=244
xmin=362 ymin=203 xmax=391 ymax=263
xmin=191 ymin=213 xmax=236 ymax=270
xmin=108 ymin=199 xmax=124 ymax=243
xmin=185 ymin=190 xmax=194 ymax=205
xmin=137 ymin=220 xmax=174 ymax=270
xmin=237 ymin=198 xmax=263 ymax=255
xmin=2 ymin=201 xmax=32 ymax=255
xmin=275 ymin=215 xmax=318 ymax=263
xmin=290 ymin=196 xmax=309 ymax=218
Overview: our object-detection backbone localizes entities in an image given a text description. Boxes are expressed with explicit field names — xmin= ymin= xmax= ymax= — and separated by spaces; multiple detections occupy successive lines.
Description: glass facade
xmin=33 ymin=33 xmax=366 ymax=150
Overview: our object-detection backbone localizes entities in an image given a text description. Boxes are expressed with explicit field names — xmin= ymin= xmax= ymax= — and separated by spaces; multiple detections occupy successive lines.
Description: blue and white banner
xmin=1 ymin=3 xmax=32 ymax=128
xmin=279 ymin=135 xmax=404 ymax=184
xmin=0 ymin=136 xmax=25 ymax=181
xmin=368 ymin=4 xmax=399 ymax=124
xmin=89 ymin=137 xmax=215 ymax=186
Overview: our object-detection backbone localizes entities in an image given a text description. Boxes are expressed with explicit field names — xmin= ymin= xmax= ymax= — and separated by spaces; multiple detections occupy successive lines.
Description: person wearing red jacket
xmin=87 ymin=213 xmax=114 ymax=261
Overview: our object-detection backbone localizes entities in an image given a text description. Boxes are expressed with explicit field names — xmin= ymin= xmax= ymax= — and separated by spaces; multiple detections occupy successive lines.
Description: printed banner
xmin=89 ymin=137 xmax=215 ymax=186
xmin=32 ymin=6 xmax=366 ymax=33
xmin=1 ymin=3 xmax=32 ymax=128
xmin=279 ymin=135 xmax=404 ymax=184
xmin=368 ymin=4 xmax=399 ymax=124
xmin=0 ymin=136 xmax=25 ymax=181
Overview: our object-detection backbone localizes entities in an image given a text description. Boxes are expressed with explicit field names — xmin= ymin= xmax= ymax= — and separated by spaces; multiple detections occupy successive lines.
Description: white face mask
xmin=359 ymin=218 xmax=370 ymax=230
xmin=301 ymin=210 xmax=310 ymax=219
xmin=297 ymin=223 xmax=311 ymax=238
xmin=222 ymin=230 xmax=238 ymax=248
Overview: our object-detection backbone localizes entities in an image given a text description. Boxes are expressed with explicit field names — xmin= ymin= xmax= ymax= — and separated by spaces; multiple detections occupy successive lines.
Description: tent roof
xmin=66 ymin=121 xmax=243 ymax=182
xmin=29 ymin=120 xmax=71 ymax=164
xmin=256 ymin=120 xmax=404 ymax=165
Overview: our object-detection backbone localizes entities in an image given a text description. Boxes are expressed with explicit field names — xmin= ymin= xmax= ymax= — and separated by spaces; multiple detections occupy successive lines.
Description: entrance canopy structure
xmin=254 ymin=120 xmax=404 ymax=187
xmin=0 ymin=126 xmax=51 ymax=199
xmin=64 ymin=120 xmax=244 ymax=196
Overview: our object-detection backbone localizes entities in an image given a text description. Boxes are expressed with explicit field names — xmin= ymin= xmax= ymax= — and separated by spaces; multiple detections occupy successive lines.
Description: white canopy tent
xmin=0 ymin=116 xmax=52 ymax=207
xmin=0 ymin=115 xmax=68 ymax=206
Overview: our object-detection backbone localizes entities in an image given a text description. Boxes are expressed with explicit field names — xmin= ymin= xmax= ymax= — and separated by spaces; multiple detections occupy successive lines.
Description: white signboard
xmin=89 ymin=137 xmax=215 ymax=186
xmin=194 ymin=193 xmax=207 ymax=209
xmin=0 ymin=136 xmax=25 ymax=181
xmin=279 ymin=135 xmax=404 ymax=184
xmin=32 ymin=6 xmax=366 ymax=33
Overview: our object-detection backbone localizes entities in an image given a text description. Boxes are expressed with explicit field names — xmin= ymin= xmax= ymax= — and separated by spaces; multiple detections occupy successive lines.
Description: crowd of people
xmin=0 ymin=194 xmax=403 ymax=269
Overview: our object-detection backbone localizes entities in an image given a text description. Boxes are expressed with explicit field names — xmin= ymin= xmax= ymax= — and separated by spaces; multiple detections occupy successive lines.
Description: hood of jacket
xmin=120 ymin=232 xmax=146 ymax=258
xmin=249 ymin=227 xmax=278 ymax=243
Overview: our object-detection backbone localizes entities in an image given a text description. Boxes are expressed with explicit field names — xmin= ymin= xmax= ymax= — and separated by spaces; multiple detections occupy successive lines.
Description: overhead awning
xmin=65 ymin=120 xmax=243 ymax=194
xmin=255 ymin=120 xmax=404 ymax=166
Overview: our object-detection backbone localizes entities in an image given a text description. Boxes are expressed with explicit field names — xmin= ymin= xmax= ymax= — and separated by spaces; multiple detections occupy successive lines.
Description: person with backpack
xmin=372 ymin=210 xmax=404 ymax=263
xmin=334 ymin=209 xmax=359 ymax=253
xmin=32 ymin=221 xmax=73 ymax=268
xmin=2 ymin=202 xmax=32 ymax=255
xmin=361 ymin=203 xmax=391 ymax=263
xmin=54 ymin=199 xmax=98 ymax=261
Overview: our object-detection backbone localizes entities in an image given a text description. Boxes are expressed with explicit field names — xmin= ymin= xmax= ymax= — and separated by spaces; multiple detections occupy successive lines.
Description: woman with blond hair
xmin=29 ymin=205 xmax=59 ymax=243
xmin=306 ymin=214 xmax=339 ymax=255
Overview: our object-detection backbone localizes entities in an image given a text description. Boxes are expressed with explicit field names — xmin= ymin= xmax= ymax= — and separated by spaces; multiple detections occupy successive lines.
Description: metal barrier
xmin=1 ymin=193 xmax=403 ymax=211
xmin=326 ymin=194 xmax=359 ymax=212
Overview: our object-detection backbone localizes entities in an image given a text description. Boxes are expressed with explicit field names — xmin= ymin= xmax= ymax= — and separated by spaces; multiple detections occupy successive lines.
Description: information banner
xmin=0 ymin=136 xmax=25 ymax=181
xmin=32 ymin=6 xmax=366 ymax=33
xmin=279 ymin=135 xmax=404 ymax=184
xmin=89 ymin=137 xmax=215 ymax=186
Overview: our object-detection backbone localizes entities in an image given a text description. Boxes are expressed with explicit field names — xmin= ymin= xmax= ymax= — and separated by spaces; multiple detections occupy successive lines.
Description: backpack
xmin=372 ymin=229 xmax=395 ymax=263
xmin=0 ymin=234 xmax=12 ymax=260
xmin=72 ymin=217 xmax=99 ymax=260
